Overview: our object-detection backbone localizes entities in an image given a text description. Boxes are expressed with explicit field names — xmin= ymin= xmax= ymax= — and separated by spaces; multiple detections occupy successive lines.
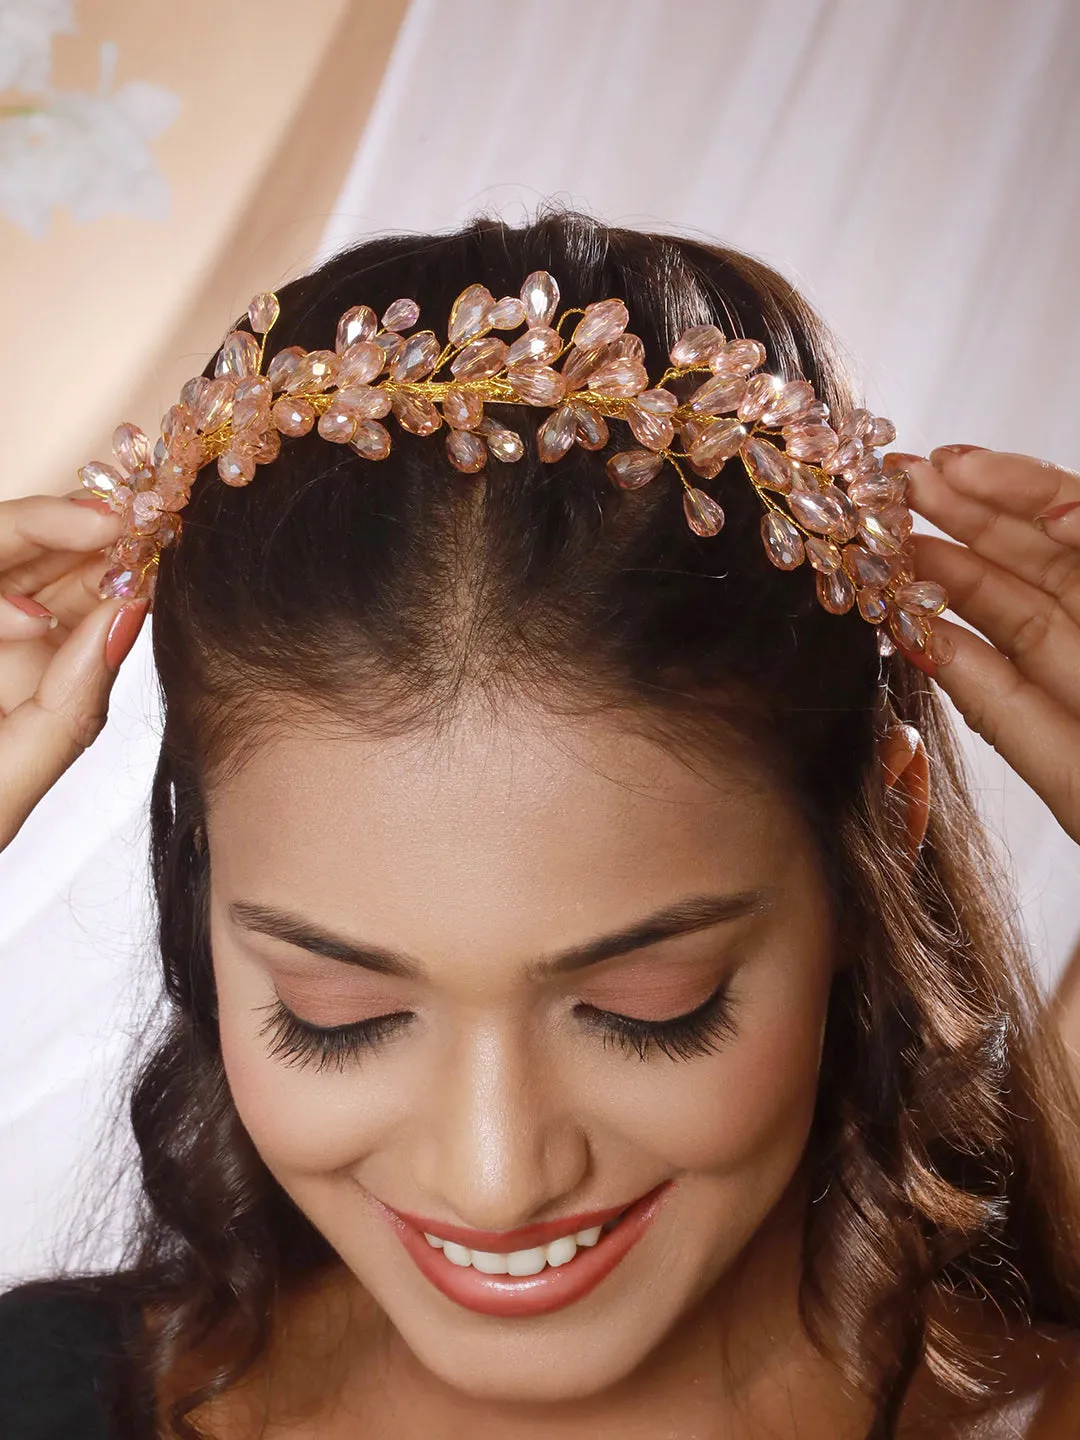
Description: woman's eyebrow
xmin=227 ymin=889 xmax=770 ymax=982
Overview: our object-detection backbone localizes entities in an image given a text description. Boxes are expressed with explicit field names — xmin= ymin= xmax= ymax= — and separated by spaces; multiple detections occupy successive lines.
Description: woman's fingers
xmin=925 ymin=615 xmax=1080 ymax=845
xmin=0 ymin=592 xmax=59 ymax=643
xmin=0 ymin=597 xmax=148 ymax=851
xmin=0 ymin=493 xmax=123 ymax=571
xmin=33 ymin=551 xmax=114 ymax=633
xmin=910 ymin=533 xmax=1080 ymax=719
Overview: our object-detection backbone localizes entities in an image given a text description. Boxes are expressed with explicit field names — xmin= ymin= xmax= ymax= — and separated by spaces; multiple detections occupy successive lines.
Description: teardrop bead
xmin=285 ymin=350 xmax=341 ymax=394
xmin=586 ymin=357 xmax=648 ymax=397
xmin=162 ymin=404 xmax=197 ymax=451
xmin=179 ymin=376 xmax=208 ymax=410
xmin=485 ymin=428 xmax=525 ymax=462
xmin=888 ymin=605 xmax=926 ymax=652
xmin=626 ymin=403 xmax=674 ymax=451
xmin=688 ymin=373 xmax=747 ymax=415
xmin=788 ymin=488 xmax=844 ymax=534
xmin=816 ymin=568 xmax=856 ymax=615
xmin=271 ymin=395 xmax=315 ymax=436
xmin=506 ymin=326 xmax=562 ymax=366
xmin=537 ymin=405 xmax=578 ymax=462
xmin=636 ymin=388 xmax=678 ymax=416
xmin=878 ymin=627 xmax=897 ymax=657
xmin=381 ymin=298 xmax=420 ymax=332
xmin=520 ymin=271 xmax=560 ymax=328
xmin=783 ymin=423 xmax=840 ymax=464
xmin=248 ymin=292 xmax=280 ymax=334
xmin=879 ymin=502 xmax=912 ymax=540
xmin=867 ymin=416 xmax=897 ymax=446
xmin=506 ymin=362 xmax=566 ymax=406
xmin=709 ymin=338 xmax=767 ymax=375
xmin=350 ymin=420 xmax=392 ymax=460
xmin=390 ymin=330 xmax=441 ymax=383
xmin=113 ymin=423 xmax=152 ymax=474
xmin=266 ymin=346 xmax=306 ymax=390
xmin=760 ymin=511 xmax=805 ymax=570
xmin=450 ymin=336 xmax=508 ymax=380
xmin=571 ymin=299 xmax=629 ymax=351
xmin=218 ymin=449 xmax=256 ymax=486
xmin=857 ymin=588 xmax=888 ymax=624
xmin=823 ymin=438 xmax=861 ymax=474
xmin=737 ymin=373 xmax=782 ymax=423
xmin=741 ymin=435 xmax=794 ymax=493
xmin=893 ymin=580 xmax=948 ymax=615
xmin=391 ymin=391 xmax=442 ymax=435
xmin=858 ymin=510 xmax=903 ymax=556
xmin=337 ymin=385 xmax=392 ymax=419
xmin=318 ymin=403 xmax=360 ymax=443
xmin=829 ymin=484 xmax=861 ymax=542
xmin=683 ymin=486 xmax=726 ymax=536
xmin=669 ymin=324 xmax=726 ymax=368
xmin=336 ymin=305 xmax=379 ymax=353
xmin=841 ymin=543 xmax=894 ymax=589
xmin=441 ymin=389 xmax=484 ymax=430
xmin=231 ymin=377 xmax=272 ymax=432
xmin=560 ymin=344 xmax=605 ymax=391
xmin=847 ymin=474 xmax=904 ymax=509
xmin=113 ymin=536 xmax=158 ymax=569
xmin=838 ymin=408 xmax=874 ymax=442
xmin=80 ymin=460 xmax=125 ymax=498
xmin=374 ymin=331 xmax=405 ymax=366
xmin=760 ymin=380 xmax=816 ymax=428
xmin=489 ymin=296 xmax=526 ymax=330
xmin=688 ymin=418 xmax=746 ymax=470
xmin=849 ymin=449 xmax=884 ymax=482
xmin=448 ymin=284 xmax=496 ymax=346
xmin=609 ymin=333 xmax=645 ymax=364
xmin=606 ymin=450 xmax=664 ymax=489
xmin=570 ymin=402 xmax=609 ymax=451
xmin=98 ymin=564 xmax=144 ymax=600
xmin=251 ymin=429 xmax=281 ymax=464
xmin=131 ymin=491 xmax=166 ymax=531
xmin=805 ymin=537 xmax=843 ymax=573
xmin=215 ymin=330 xmax=261 ymax=378
xmin=337 ymin=341 xmax=384 ymax=387
xmin=445 ymin=428 xmax=488 ymax=473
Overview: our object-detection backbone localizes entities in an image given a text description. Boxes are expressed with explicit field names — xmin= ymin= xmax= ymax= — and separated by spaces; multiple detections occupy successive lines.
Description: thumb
xmin=0 ymin=596 xmax=149 ymax=851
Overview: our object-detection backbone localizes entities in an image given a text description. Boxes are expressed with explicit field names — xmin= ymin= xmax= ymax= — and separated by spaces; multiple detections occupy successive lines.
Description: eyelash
xmin=255 ymin=980 xmax=737 ymax=1073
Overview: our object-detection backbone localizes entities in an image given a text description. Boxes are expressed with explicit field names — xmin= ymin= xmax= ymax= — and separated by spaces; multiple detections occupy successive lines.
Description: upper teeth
xmin=422 ymin=1220 xmax=609 ymax=1276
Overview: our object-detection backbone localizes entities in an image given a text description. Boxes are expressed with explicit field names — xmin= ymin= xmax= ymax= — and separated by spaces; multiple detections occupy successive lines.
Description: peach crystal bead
xmin=571 ymin=299 xmax=629 ymax=351
xmin=560 ymin=345 xmax=605 ymax=391
xmin=318 ymin=404 xmax=359 ymax=443
xmin=162 ymin=403 xmax=197 ymax=452
xmin=760 ymin=380 xmax=815 ymax=428
xmin=80 ymin=460 xmax=125 ymax=498
xmin=446 ymin=429 xmax=487 ymax=473
xmin=688 ymin=417 xmax=745 ymax=470
xmin=586 ymin=357 xmax=648 ymax=397
xmin=337 ymin=385 xmax=392 ymax=419
xmin=761 ymin=511 xmax=805 ymax=570
xmin=867 ymin=417 xmax=897 ymax=446
xmin=131 ymin=491 xmax=165 ymax=531
xmin=441 ymin=389 xmax=483 ymax=430
xmin=709 ymin=339 xmax=767 ymax=375
xmin=489 ymin=296 xmax=526 ymax=329
xmin=570 ymin=403 xmax=608 ymax=451
xmin=606 ymin=450 xmax=664 ymax=489
xmin=448 ymin=284 xmax=496 ymax=346
xmin=839 ymin=409 xmax=874 ymax=441
xmin=842 ymin=544 xmax=894 ymax=590
xmin=392 ymin=392 xmax=441 ymax=435
xmin=231 ymin=378 xmax=272 ymax=432
xmin=286 ymin=350 xmax=340 ymax=394
xmin=888 ymin=605 xmax=925 ymax=652
xmin=893 ymin=580 xmax=947 ymax=615
xmin=741 ymin=435 xmax=794 ymax=493
xmin=450 ymin=336 xmax=508 ymax=380
xmin=337 ymin=341 xmax=384 ymax=387
xmin=484 ymin=427 xmax=525 ymax=462
xmin=218 ymin=449 xmax=256 ymax=486
xmin=858 ymin=510 xmax=903 ymax=556
xmin=537 ymin=405 xmax=578 ymax=462
xmin=248 ymin=292 xmax=280 ymax=334
xmin=520 ymin=271 xmax=560 ymax=328
xmin=824 ymin=439 xmax=861 ymax=474
xmin=805 ymin=536 xmax=843 ymax=573
xmin=857 ymin=589 xmax=889 ymax=625
xmin=266 ymin=347 xmax=305 ymax=390
xmin=788 ymin=487 xmax=845 ymax=534
xmin=336 ymin=306 xmax=379 ymax=353
xmin=350 ymin=420 xmax=392 ymax=460
xmin=688 ymin=374 xmax=747 ymax=416
xmin=113 ymin=423 xmax=152 ymax=473
xmin=390 ymin=330 xmax=441 ymax=383
xmin=737 ymin=373 xmax=782 ymax=424
xmin=626 ymin=403 xmax=674 ymax=451
xmin=216 ymin=330 xmax=261 ymax=378
xmin=506 ymin=326 xmax=562 ymax=366
xmin=784 ymin=424 xmax=840 ymax=464
xmin=610 ymin=333 xmax=646 ymax=364
xmin=99 ymin=565 xmax=144 ymax=600
xmin=272 ymin=395 xmax=315 ymax=436
xmin=683 ymin=487 xmax=725 ymax=537
xmin=374 ymin=331 xmax=405 ymax=366
xmin=635 ymin=388 xmax=678 ymax=416
xmin=817 ymin=568 xmax=856 ymax=615
xmin=878 ymin=628 xmax=898 ymax=657
xmin=506 ymin=362 xmax=566 ymax=406
xmin=196 ymin=378 xmax=237 ymax=430
xmin=669 ymin=324 xmax=726 ymax=368
xmin=381 ymin=298 xmax=420 ymax=332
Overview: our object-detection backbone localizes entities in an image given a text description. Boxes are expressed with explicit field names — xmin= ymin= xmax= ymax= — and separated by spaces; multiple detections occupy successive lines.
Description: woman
xmin=2 ymin=208 xmax=1080 ymax=1439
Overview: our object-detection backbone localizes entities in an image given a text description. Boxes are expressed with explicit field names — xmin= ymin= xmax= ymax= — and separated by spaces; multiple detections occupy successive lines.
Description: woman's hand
xmin=0 ymin=492 xmax=146 ymax=852
xmin=891 ymin=444 xmax=1080 ymax=847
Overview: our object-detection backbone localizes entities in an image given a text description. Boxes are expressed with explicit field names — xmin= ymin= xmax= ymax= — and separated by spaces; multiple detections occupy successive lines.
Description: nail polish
xmin=1035 ymin=499 xmax=1080 ymax=524
xmin=929 ymin=444 xmax=988 ymax=464
xmin=105 ymin=600 xmax=149 ymax=672
xmin=70 ymin=496 xmax=119 ymax=517
xmin=2 ymin=591 xmax=58 ymax=627
xmin=901 ymin=647 xmax=937 ymax=679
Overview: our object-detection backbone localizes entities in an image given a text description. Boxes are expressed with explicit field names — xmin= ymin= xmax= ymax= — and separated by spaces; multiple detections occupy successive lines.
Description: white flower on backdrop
xmin=0 ymin=1 xmax=180 ymax=238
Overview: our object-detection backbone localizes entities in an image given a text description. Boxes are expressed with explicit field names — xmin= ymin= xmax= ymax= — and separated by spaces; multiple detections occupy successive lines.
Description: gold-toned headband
xmin=79 ymin=271 xmax=950 ymax=661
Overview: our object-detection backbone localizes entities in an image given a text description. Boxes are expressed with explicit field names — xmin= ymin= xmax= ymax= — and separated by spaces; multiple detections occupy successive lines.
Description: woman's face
xmin=206 ymin=695 xmax=840 ymax=1404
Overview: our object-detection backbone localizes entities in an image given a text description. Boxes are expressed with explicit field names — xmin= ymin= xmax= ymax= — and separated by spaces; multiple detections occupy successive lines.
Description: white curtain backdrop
xmin=3 ymin=0 xmax=1079 ymax=1285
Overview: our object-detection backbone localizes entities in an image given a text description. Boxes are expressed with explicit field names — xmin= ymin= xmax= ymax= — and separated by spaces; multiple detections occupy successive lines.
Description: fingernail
xmin=2 ymin=591 xmax=59 ymax=628
xmin=70 ymin=496 xmax=119 ymax=517
xmin=901 ymin=646 xmax=937 ymax=678
xmin=105 ymin=600 xmax=149 ymax=672
xmin=1034 ymin=499 xmax=1080 ymax=525
xmin=929 ymin=444 xmax=989 ymax=465
xmin=883 ymin=452 xmax=924 ymax=474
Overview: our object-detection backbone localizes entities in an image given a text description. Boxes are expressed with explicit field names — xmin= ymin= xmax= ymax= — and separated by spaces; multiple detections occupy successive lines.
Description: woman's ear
xmin=879 ymin=723 xmax=930 ymax=860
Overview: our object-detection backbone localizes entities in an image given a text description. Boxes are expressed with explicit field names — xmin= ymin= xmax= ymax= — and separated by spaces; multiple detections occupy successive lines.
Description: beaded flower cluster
xmin=80 ymin=270 xmax=950 ymax=661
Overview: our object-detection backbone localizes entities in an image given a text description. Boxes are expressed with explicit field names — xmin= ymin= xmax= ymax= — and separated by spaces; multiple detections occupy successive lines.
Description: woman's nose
xmin=410 ymin=1019 xmax=588 ymax=1232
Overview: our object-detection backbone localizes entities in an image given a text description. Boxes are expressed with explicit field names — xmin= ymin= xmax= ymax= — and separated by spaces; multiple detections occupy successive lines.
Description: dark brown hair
xmin=24 ymin=207 xmax=1080 ymax=1438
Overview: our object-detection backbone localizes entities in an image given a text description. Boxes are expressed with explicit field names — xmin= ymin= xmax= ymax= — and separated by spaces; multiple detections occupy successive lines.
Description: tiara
xmin=79 ymin=271 xmax=950 ymax=662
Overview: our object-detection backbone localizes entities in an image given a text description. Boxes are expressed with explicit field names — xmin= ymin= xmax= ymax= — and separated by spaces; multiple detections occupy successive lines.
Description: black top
xmin=0 ymin=1284 xmax=149 ymax=1439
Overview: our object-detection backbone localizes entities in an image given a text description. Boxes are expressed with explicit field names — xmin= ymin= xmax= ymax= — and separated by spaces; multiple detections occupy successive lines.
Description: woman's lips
xmin=372 ymin=1179 xmax=673 ymax=1318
